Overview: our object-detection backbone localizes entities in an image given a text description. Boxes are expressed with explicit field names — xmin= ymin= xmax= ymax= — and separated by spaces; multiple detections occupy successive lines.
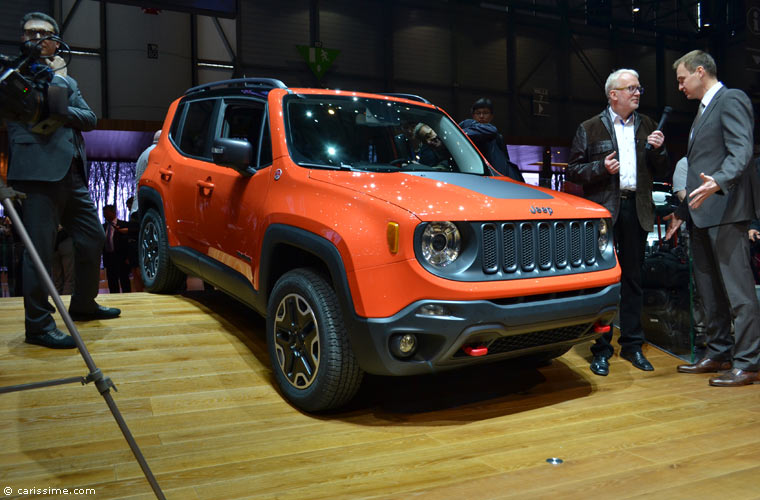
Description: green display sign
xmin=296 ymin=45 xmax=340 ymax=79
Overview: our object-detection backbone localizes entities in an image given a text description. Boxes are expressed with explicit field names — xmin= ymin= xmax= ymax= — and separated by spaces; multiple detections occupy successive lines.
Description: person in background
xmin=666 ymin=50 xmax=760 ymax=386
xmin=567 ymin=68 xmax=669 ymax=376
xmin=125 ymin=197 xmax=142 ymax=292
xmin=102 ymin=204 xmax=130 ymax=293
xmin=459 ymin=98 xmax=524 ymax=182
xmin=6 ymin=12 xmax=120 ymax=349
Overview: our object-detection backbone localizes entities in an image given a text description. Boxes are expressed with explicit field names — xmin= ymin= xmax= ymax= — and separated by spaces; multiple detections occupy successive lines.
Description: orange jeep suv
xmin=137 ymin=78 xmax=620 ymax=412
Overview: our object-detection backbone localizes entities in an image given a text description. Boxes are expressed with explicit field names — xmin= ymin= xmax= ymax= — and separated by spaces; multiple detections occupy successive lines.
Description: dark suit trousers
xmin=14 ymin=160 xmax=105 ymax=334
xmin=592 ymin=195 xmax=647 ymax=357
xmin=103 ymin=250 xmax=131 ymax=293
xmin=691 ymin=221 xmax=760 ymax=370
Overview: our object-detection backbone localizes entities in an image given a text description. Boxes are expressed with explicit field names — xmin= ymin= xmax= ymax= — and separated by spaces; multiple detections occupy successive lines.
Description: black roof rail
xmin=379 ymin=93 xmax=431 ymax=104
xmin=185 ymin=78 xmax=288 ymax=95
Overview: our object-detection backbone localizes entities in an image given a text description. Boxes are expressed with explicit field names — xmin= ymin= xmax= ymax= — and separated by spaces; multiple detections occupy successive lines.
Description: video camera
xmin=0 ymin=37 xmax=70 ymax=135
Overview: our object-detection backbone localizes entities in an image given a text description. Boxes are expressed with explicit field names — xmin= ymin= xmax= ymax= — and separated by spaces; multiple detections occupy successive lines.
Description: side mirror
xmin=212 ymin=137 xmax=254 ymax=175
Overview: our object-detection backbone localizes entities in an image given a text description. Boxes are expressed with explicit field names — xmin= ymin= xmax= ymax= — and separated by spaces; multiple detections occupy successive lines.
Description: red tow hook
xmin=462 ymin=344 xmax=488 ymax=356
xmin=593 ymin=321 xmax=611 ymax=334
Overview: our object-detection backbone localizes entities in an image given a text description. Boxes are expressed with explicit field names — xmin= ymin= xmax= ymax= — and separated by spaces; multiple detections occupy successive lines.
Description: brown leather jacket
xmin=567 ymin=108 xmax=670 ymax=231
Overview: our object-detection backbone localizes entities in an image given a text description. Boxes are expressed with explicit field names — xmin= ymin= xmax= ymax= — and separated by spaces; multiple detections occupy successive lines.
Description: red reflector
xmin=463 ymin=345 xmax=488 ymax=356
xmin=593 ymin=323 xmax=611 ymax=334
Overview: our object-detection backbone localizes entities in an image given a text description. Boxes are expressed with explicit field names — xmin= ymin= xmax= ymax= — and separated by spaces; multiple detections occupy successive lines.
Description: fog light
xmin=417 ymin=304 xmax=451 ymax=317
xmin=390 ymin=333 xmax=417 ymax=358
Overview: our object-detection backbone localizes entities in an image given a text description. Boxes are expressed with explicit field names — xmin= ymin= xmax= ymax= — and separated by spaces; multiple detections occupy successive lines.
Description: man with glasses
xmin=6 ymin=12 xmax=120 ymax=349
xmin=567 ymin=69 xmax=669 ymax=376
xmin=665 ymin=50 xmax=760 ymax=386
xmin=459 ymin=98 xmax=524 ymax=182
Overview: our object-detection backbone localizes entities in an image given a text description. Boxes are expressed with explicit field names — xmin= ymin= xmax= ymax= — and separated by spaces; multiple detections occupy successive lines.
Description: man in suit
xmin=665 ymin=50 xmax=760 ymax=386
xmin=567 ymin=69 xmax=670 ymax=376
xmin=102 ymin=204 xmax=131 ymax=293
xmin=7 ymin=12 xmax=120 ymax=349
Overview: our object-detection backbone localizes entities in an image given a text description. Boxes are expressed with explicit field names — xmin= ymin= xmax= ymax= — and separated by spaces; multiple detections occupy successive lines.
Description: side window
xmin=220 ymin=99 xmax=266 ymax=166
xmin=178 ymin=99 xmax=215 ymax=159
xmin=169 ymin=102 xmax=185 ymax=144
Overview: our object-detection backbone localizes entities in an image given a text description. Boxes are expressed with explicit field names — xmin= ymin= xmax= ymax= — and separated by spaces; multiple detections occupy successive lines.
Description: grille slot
xmin=482 ymin=224 xmax=498 ymax=273
xmin=520 ymin=223 xmax=535 ymax=271
xmin=555 ymin=222 xmax=567 ymax=268
xmin=584 ymin=221 xmax=596 ymax=264
xmin=503 ymin=224 xmax=517 ymax=272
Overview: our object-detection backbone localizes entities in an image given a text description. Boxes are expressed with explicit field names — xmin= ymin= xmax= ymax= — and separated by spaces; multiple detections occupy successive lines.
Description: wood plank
xmin=1 ymin=291 xmax=759 ymax=500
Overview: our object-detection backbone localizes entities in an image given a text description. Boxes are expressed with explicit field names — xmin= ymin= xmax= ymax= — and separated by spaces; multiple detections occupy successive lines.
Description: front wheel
xmin=266 ymin=268 xmax=363 ymax=412
xmin=139 ymin=208 xmax=186 ymax=293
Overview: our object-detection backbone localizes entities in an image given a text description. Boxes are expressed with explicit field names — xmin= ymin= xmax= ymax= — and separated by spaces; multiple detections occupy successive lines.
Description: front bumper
xmin=347 ymin=283 xmax=620 ymax=376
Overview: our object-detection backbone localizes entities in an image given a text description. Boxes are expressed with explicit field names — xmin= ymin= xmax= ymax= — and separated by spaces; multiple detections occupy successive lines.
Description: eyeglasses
xmin=23 ymin=28 xmax=56 ymax=39
xmin=614 ymin=85 xmax=644 ymax=95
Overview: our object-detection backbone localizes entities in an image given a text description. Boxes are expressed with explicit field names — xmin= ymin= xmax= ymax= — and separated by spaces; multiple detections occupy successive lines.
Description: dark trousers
xmin=13 ymin=161 xmax=105 ymax=334
xmin=692 ymin=221 xmax=760 ymax=370
xmin=103 ymin=250 xmax=131 ymax=293
xmin=592 ymin=195 xmax=647 ymax=357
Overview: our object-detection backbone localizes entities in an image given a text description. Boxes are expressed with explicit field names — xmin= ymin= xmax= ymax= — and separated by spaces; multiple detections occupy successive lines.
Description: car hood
xmin=308 ymin=170 xmax=609 ymax=220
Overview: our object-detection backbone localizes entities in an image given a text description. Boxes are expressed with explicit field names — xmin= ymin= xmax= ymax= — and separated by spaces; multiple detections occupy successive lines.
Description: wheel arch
xmin=260 ymin=224 xmax=358 ymax=321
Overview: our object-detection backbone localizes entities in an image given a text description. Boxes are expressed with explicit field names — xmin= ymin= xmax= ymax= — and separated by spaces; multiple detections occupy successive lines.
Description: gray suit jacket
xmin=6 ymin=74 xmax=97 ymax=182
xmin=681 ymin=86 xmax=760 ymax=228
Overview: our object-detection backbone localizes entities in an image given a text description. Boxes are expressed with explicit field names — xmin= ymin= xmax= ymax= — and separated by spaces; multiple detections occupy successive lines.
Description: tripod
xmin=0 ymin=178 xmax=165 ymax=499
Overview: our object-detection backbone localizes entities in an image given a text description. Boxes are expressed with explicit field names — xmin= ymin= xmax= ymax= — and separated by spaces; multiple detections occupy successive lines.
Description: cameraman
xmin=6 ymin=12 xmax=120 ymax=349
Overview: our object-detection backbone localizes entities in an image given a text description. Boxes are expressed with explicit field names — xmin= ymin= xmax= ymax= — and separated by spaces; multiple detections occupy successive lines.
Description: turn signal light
xmin=386 ymin=222 xmax=399 ymax=254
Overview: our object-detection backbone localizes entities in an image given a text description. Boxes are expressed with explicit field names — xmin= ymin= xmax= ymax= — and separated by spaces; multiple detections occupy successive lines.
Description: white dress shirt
xmin=609 ymin=108 xmax=637 ymax=191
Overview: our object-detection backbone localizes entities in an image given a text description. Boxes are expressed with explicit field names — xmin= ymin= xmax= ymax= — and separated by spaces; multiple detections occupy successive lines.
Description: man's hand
xmin=664 ymin=212 xmax=683 ymax=240
xmin=688 ymin=172 xmax=720 ymax=210
xmin=46 ymin=55 xmax=67 ymax=76
xmin=750 ymin=229 xmax=760 ymax=242
xmin=604 ymin=151 xmax=619 ymax=175
xmin=646 ymin=130 xmax=665 ymax=149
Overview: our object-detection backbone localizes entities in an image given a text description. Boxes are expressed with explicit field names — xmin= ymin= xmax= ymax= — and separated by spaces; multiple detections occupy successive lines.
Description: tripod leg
xmin=0 ymin=185 xmax=166 ymax=499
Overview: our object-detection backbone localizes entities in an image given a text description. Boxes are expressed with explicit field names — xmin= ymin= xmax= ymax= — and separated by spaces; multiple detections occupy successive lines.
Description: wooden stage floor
xmin=1 ymin=291 xmax=759 ymax=499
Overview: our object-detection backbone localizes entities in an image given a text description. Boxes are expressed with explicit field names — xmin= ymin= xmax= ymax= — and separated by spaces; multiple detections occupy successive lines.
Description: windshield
xmin=284 ymin=95 xmax=488 ymax=174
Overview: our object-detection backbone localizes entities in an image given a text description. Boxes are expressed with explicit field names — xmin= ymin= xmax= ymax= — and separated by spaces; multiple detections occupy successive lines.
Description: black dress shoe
xmin=68 ymin=304 xmax=121 ymax=321
xmin=620 ymin=350 xmax=654 ymax=371
xmin=590 ymin=354 xmax=610 ymax=376
xmin=25 ymin=328 xmax=77 ymax=349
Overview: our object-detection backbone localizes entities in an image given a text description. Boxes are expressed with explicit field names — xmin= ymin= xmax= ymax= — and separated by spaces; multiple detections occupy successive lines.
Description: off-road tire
xmin=266 ymin=268 xmax=363 ymax=412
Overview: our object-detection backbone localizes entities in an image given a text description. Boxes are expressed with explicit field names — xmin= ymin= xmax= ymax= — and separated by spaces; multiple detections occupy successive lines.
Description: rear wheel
xmin=139 ymin=208 xmax=186 ymax=293
xmin=266 ymin=268 xmax=363 ymax=412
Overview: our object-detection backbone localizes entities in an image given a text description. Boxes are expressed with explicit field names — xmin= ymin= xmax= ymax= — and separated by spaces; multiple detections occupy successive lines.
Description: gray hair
xmin=604 ymin=69 xmax=639 ymax=99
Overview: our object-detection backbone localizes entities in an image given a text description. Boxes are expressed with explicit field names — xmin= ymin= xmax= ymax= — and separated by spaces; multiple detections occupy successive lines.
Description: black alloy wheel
xmin=139 ymin=208 xmax=185 ymax=293
xmin=266 ymin=268 xmax=363 ymax=412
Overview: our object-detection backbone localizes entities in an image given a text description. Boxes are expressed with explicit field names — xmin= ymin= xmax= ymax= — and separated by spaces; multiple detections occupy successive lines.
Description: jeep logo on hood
xmin=530 ymin=205 xmax=553 ymax=215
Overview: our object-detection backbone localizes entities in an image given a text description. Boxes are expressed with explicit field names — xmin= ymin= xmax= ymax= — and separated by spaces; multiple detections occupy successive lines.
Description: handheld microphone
xmin=646 ymin=106 xmax=672 ymax=151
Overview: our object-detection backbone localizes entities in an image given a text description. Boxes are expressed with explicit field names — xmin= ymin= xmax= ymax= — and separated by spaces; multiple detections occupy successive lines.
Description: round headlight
xmin=421 ymin=221 xmax=461 ymax=267
xmin=598 ymin=218 xmax=611 ymax=251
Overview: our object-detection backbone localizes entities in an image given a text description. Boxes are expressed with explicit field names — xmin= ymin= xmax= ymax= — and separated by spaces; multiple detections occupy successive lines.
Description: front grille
xmin=483 ymin=220 xmax=597 ymax=276
xmin=485 ymin=322 xmax=594 ymax=355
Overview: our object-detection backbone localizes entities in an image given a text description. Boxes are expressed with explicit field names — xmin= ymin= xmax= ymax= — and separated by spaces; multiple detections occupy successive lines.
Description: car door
xmin=197 ymin=97 xmax=272 ymax=285
xmin=164 ymin=97 xmax=219 ymax=250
